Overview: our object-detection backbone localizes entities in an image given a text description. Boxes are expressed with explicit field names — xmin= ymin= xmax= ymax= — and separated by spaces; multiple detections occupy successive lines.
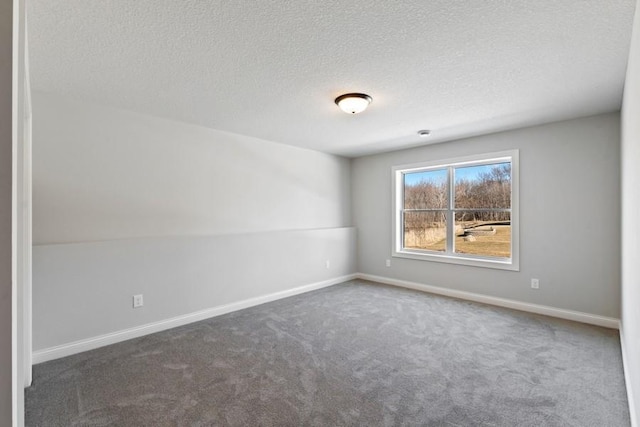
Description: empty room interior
xmin=12 ymin=0 xmax=640 ymax=425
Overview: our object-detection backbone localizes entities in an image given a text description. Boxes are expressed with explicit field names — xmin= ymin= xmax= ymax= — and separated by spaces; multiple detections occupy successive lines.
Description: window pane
xmin=403 ymin=211 xmax=447 ymax=252
xmin=403 ymin=211 xmax=446 ymax=252
xmin=403 ymin=169 xmax=448 ymax=209
xmin=454 ymin=162 xmax=511 ymax=209
xmin=454 ymin=211 xmax=511 ymax=258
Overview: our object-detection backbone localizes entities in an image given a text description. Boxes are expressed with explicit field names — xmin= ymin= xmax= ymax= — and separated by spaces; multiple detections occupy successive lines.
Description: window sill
xmin=393 ymin=249 xmax=519 ymax=271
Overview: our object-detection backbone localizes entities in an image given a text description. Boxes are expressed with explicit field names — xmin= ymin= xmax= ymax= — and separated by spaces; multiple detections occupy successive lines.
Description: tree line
xmin=404 ymin=164 xmax=511 ymax=231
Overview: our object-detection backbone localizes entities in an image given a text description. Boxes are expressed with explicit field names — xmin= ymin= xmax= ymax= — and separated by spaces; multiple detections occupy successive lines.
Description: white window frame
xmin=392 ymin=150 xmax=519 ymax=271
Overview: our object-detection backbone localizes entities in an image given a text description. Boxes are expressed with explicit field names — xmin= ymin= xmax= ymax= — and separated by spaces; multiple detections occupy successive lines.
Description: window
xmin=393 ymin=150 xmax=519 ymax=270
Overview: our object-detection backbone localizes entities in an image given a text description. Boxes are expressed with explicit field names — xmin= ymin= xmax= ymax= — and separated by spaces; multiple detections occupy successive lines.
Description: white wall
xmin=33 ymin=92 xmax=351 ymax=244
xmin=621 ymin=0 xmax=640 ymax=424
xmin=32 ymin=92 xmax=355 ymax=356
xmin=0 ymin=0 xmax=12 ymax=422
xmin=353 ymin=113 xmax=621 ymax=318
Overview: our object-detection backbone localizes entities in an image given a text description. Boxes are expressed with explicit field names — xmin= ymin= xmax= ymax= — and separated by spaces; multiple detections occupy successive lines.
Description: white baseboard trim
xmin=357 ymin=273 xmax=620 ymax=329
xmin=620 ymin=326 xmax=638 ymax=427
xmin=33 ymin=273 xmax=357 ymax=364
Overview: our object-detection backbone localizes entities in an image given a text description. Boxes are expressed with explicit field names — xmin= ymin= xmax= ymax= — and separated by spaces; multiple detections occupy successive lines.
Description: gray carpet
xmin=26 ymin=280 xmax=630 ymax=426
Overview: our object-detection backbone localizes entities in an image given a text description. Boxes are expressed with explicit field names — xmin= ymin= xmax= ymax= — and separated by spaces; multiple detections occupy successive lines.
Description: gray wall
xmin=34 ymin=228 xmax=355 ymax=352
xmin=0 ymin=0 xmax=12 ymax=423
xmin=32 ymin=92 xmax=355 ymax=354
xmin=621 ymin=0 xmax=640 ymax=423
xmin=352 ymin=113 xmax=621 ymax=318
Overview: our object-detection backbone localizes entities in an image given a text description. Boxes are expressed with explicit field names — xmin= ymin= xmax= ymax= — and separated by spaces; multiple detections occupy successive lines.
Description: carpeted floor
xmin=26 ymin=280 xmax=630 ymax=426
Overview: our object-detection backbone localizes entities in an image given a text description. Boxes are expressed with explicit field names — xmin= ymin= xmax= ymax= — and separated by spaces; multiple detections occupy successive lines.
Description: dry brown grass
xmin=404 ymin=224 xmax=511 ymax=258
xmin=455 ymin=225 xmax=511 ymax=258
xmin=403 ymin=227 xmax=447 ymax=251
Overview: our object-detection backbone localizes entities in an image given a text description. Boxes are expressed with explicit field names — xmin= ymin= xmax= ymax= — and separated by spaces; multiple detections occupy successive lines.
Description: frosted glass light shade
xmin=335 ymin=93 xmax=372 ymax=114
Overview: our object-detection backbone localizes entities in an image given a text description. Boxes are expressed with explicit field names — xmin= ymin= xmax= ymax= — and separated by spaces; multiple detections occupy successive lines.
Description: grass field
xmin=404 ymin=224 xmax=511 ymax=258
xmin=455 ymin=225 xmax=511 ymax=257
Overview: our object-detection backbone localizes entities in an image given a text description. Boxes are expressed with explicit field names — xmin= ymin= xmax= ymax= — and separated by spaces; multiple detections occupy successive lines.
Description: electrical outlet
xmin=386 ymin=259 xmax=391 ymax=267
xmin=133 ymin=294 xmax=144 ymax=308
xmin=531 ymin=278 xmax=540 ymax=289
xmin=325 ymin=260 xmax=330 ymax=269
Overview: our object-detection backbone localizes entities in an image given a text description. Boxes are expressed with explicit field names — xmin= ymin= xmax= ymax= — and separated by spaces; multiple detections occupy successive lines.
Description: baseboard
xmin=620 ymin=326 xmax=639 ymax=427
xmin=33 ymin=273 xmax=357 ymax=364
xmin=357 ymin=273 xmax=620 ymax=329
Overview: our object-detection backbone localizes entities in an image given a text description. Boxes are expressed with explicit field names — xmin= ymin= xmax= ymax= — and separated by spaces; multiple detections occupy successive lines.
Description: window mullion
xmin=447 ymin=166 xmax=455 ymax=254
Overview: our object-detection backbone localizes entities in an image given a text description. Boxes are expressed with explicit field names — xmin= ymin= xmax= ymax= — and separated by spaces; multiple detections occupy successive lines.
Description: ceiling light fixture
xmin=335 ymin=93 xmax=372 ymax=114
xmin=417 ymin=130 xmax=431 ymax=137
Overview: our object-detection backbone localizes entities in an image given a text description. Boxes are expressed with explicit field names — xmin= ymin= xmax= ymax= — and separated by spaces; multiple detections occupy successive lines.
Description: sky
xmin=404 ymin=162 xmax=509 ymax=186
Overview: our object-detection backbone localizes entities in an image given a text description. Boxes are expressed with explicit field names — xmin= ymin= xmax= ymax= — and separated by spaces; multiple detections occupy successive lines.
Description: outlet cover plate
xmin=133 ymin=294 xmax=144 ymax=308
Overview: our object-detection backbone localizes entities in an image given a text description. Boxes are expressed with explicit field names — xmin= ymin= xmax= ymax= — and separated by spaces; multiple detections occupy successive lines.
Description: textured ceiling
xmin=28 ymin=0 xmax=636 ymax=157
